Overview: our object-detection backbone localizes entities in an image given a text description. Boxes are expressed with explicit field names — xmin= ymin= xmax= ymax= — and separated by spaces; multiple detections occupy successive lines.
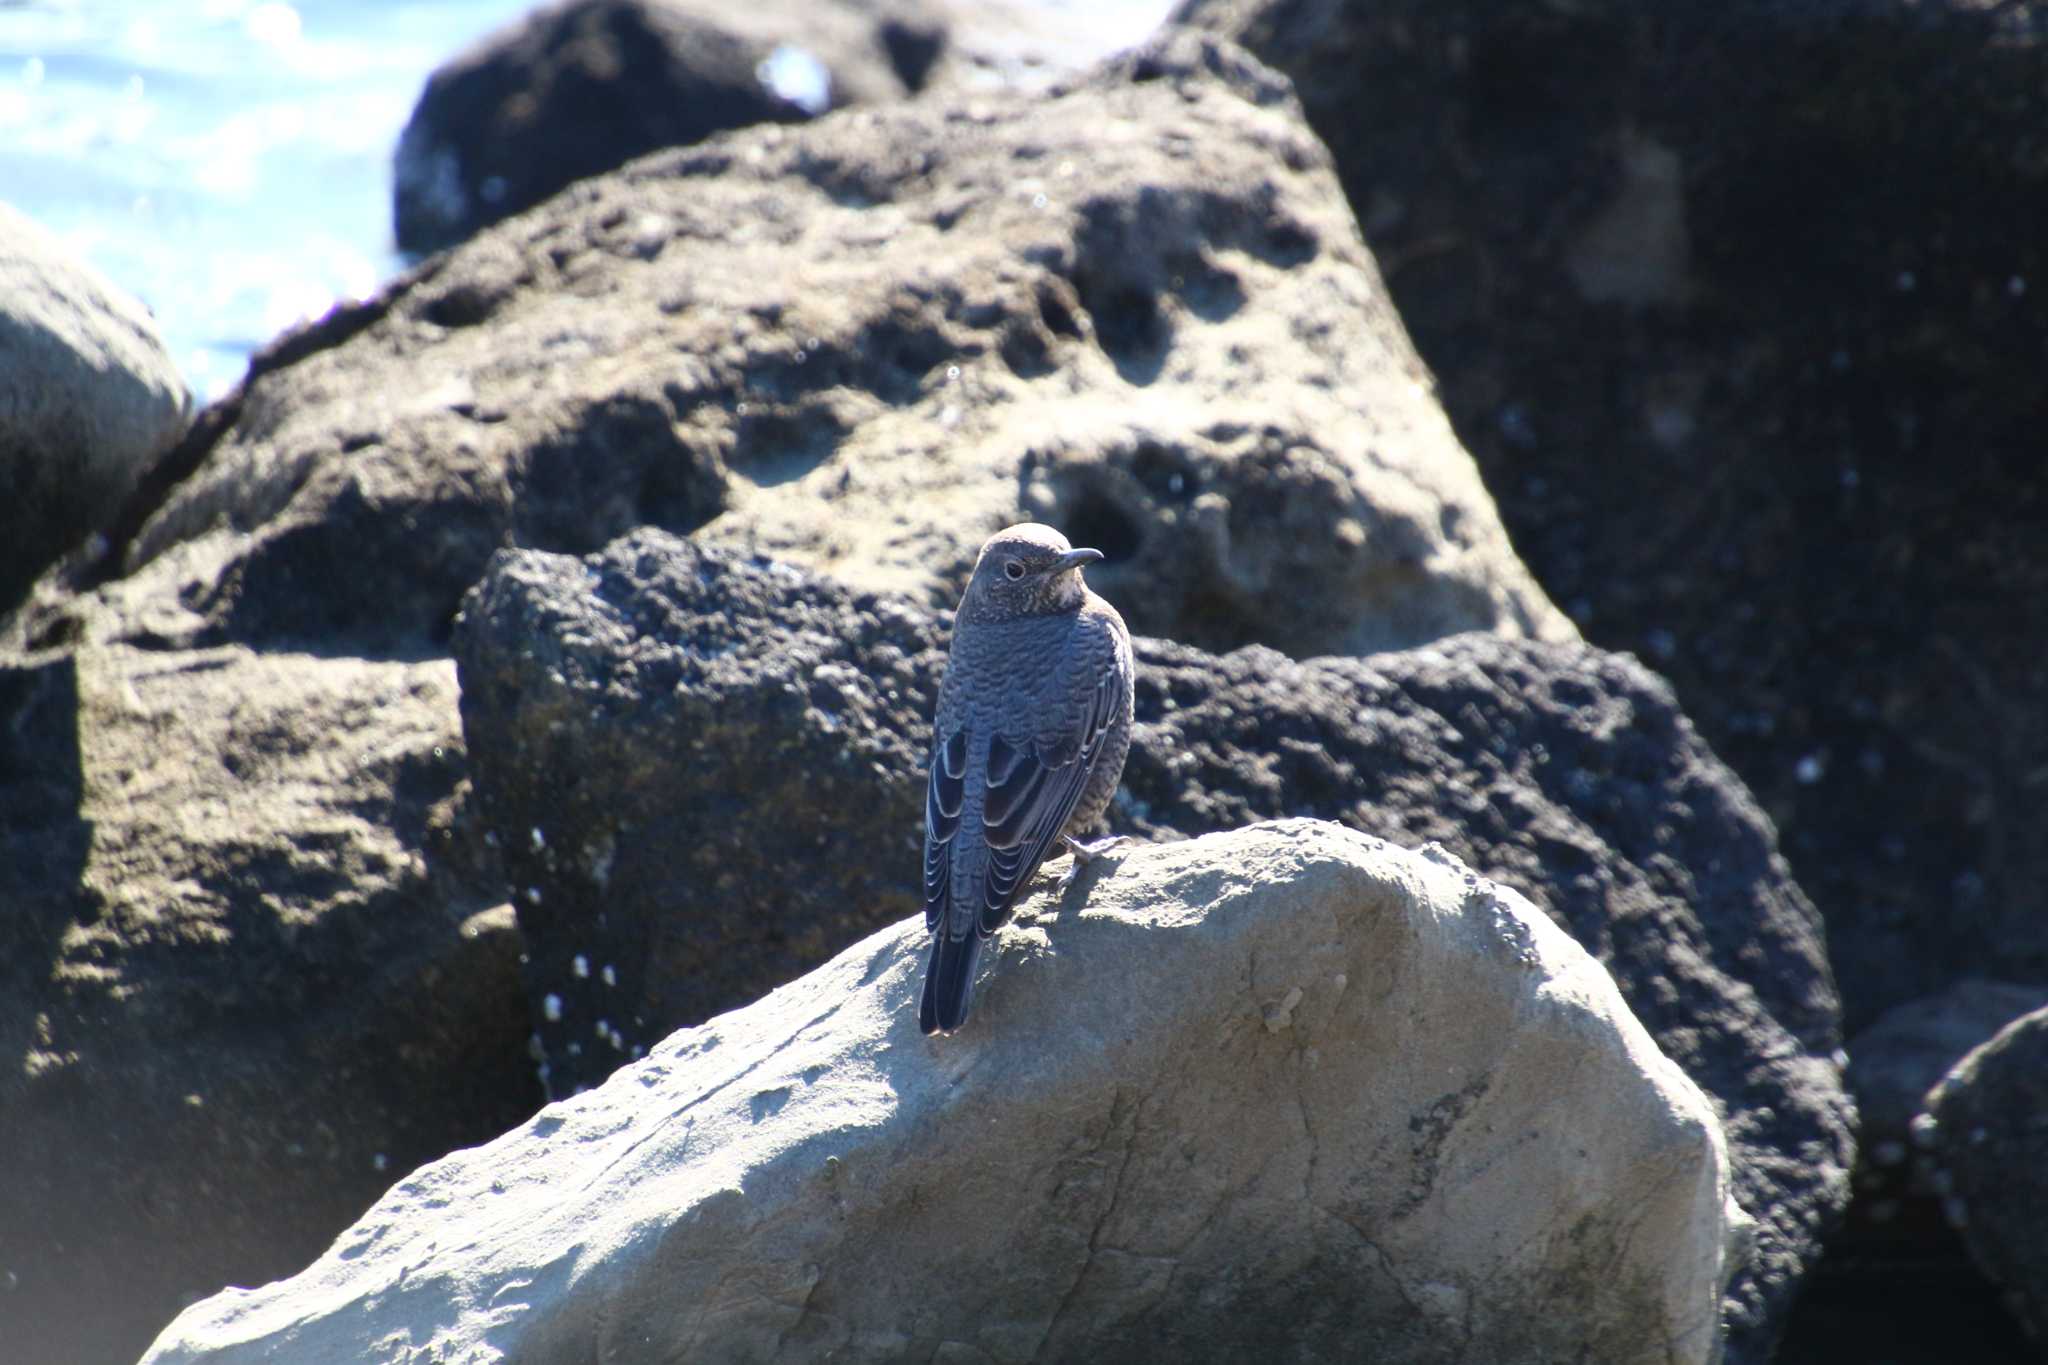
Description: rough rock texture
xmin=9 ymin=32 xmax=1569 ymax=666
xmin=142 ymin=822 xmax=1739 ymax=1365
xmin=453 ymin=527 xmax=1850 ymax=1350
xmin=1172 ymin=0 xmax=2048 ymax=1041
xmin=1925 ymin=1005 xmax=2048 ymax=1348
xmin=454 ymin=532 xmax=942 ymax=1094
xmin=0 ymin=644 xmax=538 ymax=1365
xmin=0 ymin=201 xmax=190 ymax=613
xmin=394 ymin=0 xmax=949 ymax=254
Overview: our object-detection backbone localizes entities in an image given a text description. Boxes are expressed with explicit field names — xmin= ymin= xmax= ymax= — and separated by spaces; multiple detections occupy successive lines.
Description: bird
xmin=919 ymin=522 xmax=1135 ymax=1036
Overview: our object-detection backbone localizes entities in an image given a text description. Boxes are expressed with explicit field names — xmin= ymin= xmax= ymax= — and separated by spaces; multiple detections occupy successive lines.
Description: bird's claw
xmin=1063 ymin=833 xmax=1130 ymax=862
xmin=1053 ymin=833 xmax=1130 ymax=892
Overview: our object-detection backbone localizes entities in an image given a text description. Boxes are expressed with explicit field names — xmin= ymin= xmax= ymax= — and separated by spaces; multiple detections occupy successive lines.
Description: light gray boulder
xmin=0 ymin=201 xmax=189 ymax=611
xmin=143 ymin=821 xmax=1740 ymax=1365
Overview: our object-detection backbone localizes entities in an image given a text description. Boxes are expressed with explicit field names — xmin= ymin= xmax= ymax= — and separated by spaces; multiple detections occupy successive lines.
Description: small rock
xmin=1927 ymin=1004 xmax=2048 ymax=1343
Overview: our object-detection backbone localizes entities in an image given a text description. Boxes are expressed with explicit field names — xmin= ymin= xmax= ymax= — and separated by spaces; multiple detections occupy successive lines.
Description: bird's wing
xmin=922 ymin=725 xmax=969 ymax=933
xmin=975 ymin=664 xmax=1121 ymax=935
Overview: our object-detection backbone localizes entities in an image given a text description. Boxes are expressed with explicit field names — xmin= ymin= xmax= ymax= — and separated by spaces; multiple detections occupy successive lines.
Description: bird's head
xmin=960 ymin=522 xmax=1103 ymax=622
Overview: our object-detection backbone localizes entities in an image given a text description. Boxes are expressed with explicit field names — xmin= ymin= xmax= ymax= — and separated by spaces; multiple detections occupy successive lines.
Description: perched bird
xmin=920 ymin=522 xmax=1135 ymax=1036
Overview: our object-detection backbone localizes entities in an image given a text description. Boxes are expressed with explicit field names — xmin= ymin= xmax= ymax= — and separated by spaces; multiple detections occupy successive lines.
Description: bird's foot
xmin=1053 ymin=834 xmax=1131 ymax=893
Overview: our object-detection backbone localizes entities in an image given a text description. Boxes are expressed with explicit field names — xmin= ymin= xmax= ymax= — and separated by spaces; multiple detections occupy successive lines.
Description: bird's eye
xmin=1003 ymin=560 xmax=1025 ymax=581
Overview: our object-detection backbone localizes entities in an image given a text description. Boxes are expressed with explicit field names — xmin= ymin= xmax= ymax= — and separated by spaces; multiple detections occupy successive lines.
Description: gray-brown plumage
xmin=919 ymin=522 xmax=1135 ymax=1035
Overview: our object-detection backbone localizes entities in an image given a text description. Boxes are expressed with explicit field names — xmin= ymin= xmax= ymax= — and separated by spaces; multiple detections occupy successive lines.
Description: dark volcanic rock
xmin=454 ymin=527 xmax=1851 ymax=1347
xmin=454 ymin=529 xmax=942 ymax=1094
xmin=395 ymin=0 xmax=948 ymax=254
xmin=1172 ymin=0 xmax=2048 ymax=1044
xmin=0 ymin=645 xmax=537 ymax=1365
xmin=9 ymin=31 xmax=1566 ymax=666
xmin=1926 ymin=1005 xmax=2048 ymax=1348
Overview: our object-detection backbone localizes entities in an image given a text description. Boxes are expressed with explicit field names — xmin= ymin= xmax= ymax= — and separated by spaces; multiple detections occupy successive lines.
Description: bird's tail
xmin=919 ymin=930 xmax=983 ymax=1035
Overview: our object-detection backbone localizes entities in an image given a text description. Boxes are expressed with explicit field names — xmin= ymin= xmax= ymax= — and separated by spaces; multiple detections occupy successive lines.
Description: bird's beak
xmin=1052 ymin=547 xmax=1104 ymax=573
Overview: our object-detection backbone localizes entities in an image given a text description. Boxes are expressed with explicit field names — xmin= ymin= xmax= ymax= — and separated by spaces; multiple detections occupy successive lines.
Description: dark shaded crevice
xmin=514 ymin=392 xmax=727 ymax=551
xmin=879 ymin=18 xmax=944 ymax=91
xmin=1061 ymin=489 xmax=1144 ymax=566
xmin=728 ymin=403 xmax=849 ymax=489
xmin=1172 ymin=256 xmax=1246 ymax=322
xmin=1130 ymin=441 xmax=1200 ymax=503
xmin=1036 ymin=280 xmax=1085 ymax=340
xmin=1258 ymin=218 xmax=1319 ymax=267
xmin=1076 ymin=279 xmax=1168 ymax=385
xmin=998 ymin=320 xmax=1058 ymax=379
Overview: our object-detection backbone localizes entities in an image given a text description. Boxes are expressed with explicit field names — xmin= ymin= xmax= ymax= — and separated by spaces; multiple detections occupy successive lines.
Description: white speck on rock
xmin=1262 ymin=986 xmax=1304 ymax=1034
